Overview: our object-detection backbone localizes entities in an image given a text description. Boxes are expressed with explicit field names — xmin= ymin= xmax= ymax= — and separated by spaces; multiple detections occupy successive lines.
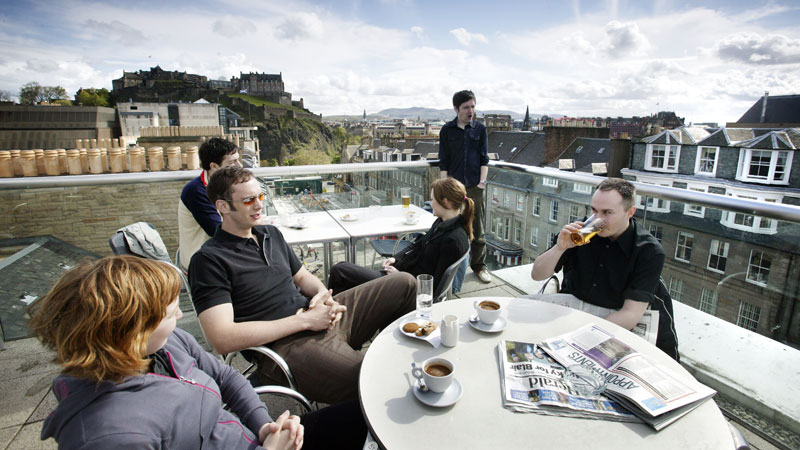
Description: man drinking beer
xmin=531 ymin=178 xmax=679 ymax=360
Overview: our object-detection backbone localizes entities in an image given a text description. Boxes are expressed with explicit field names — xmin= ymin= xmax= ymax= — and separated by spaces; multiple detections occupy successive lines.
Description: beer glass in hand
xmin=570 ymin=214 xmax=606 ymax=246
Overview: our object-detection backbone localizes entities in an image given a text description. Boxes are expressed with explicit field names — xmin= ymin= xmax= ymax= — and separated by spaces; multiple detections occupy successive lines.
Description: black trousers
xmin=301 ymin=400 xmax=367 ymax=450
xmin=327 ymin=261 xmax=384 ymax=296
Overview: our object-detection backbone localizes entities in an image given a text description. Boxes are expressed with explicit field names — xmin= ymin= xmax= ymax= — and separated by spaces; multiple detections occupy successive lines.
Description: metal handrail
xmin=2 ymin=159 xmax=799 ymax=223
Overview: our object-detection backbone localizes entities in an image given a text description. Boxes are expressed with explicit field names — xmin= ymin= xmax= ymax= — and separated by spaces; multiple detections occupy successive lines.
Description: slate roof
xmin=413 ymin=141 xmax=438 ymax=155
xmin=488 ymin=131 xmax=536 ymax=161
xmin=643 ymin=126 xmax=712 ymax=145
xmin=736 ymin=94 xmax=800 ymax=124
xmin=649 ymin=126 xmax=797 ymax=150
xmin=546 ymin=137 xmax=611 ymax=173
xmin=0 ymin=236 xmax=98 ymax=340
xmin=487 ymin=131 xmax=549 ymax=166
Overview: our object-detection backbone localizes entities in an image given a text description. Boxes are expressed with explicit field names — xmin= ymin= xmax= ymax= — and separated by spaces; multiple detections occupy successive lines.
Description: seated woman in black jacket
xmin=329 ymin=177 xmax=473 ymax=296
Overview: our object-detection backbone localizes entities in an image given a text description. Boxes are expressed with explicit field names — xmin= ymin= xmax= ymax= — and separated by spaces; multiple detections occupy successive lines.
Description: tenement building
xmin=622 ymin=125 xmax=800 ymax=345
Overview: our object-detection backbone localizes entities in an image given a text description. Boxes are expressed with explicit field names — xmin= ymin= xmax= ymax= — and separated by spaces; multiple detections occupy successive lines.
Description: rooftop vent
xmin=558 ymin=159 xmax=575 ymax=170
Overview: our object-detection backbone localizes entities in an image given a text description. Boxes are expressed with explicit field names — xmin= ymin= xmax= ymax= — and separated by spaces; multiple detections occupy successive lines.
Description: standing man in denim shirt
xmin=438 ymin=90 xmax=491 ymax=284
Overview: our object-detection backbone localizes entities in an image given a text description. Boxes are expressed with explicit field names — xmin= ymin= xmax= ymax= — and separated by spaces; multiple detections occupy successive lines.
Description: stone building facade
xmin=622 ymin=125 xmax=800 ymax=344
xmin=0 ymin=105 xmax=118 ymax=150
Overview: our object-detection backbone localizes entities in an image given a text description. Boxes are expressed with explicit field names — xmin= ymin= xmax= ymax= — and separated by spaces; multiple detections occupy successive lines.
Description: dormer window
xmin=695 ymin=146 xmax=718 ymax=176
xmin=736 ymin=149 xmax=792 ymax=185
xmin=645 ymin=144 xmax=680 ymax=173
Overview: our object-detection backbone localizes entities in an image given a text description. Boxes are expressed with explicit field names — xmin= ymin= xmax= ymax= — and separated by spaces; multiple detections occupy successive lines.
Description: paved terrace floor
xmin=0 ymin=269 xmax=783 ymax=449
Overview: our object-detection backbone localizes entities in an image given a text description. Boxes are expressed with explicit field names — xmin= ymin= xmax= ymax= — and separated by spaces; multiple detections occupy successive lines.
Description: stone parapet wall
xmin=1 ymin=180 xmax=185 ymax=256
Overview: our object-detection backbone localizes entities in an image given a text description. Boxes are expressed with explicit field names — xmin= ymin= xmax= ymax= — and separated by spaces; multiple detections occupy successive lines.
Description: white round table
xmin=359 ymin=297 xmax=733 ymax=450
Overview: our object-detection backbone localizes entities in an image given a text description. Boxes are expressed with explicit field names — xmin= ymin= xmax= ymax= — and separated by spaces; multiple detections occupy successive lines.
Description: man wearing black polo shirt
xmin=531 ymin=178 xmax=678 ymax=360
xmin=189 ymin=166 xmax=416 ymax=403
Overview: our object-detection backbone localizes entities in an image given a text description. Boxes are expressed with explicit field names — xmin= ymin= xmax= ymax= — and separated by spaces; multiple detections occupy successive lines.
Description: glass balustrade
xmin=2 ymin=162 xmax=798 ymax=347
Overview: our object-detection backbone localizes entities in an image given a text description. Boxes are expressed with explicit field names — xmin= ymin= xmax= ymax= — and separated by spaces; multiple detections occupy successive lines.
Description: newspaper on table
xmin=541 ymin=323 xmax=716 ymax=431
xmin=497 ymin=340 xmax=639 ymax=422
xmin=525 ymin=293 xmax=659 ymax=345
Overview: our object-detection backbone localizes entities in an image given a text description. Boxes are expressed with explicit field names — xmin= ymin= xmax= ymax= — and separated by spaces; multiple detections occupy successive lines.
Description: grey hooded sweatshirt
xmin=41 ymin=328 xmax=272 ymax=449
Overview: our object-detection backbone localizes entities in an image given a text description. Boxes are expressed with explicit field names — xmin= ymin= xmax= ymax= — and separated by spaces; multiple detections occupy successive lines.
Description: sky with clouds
xmin=1 ymin=0 xmax=799 ymax=124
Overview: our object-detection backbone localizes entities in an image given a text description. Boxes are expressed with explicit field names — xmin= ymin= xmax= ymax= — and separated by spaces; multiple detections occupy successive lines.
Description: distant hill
xmin=325 ymin=107 xmax=561 ymax=122
xmin=378 ymin=107 xmax=533 ymax=121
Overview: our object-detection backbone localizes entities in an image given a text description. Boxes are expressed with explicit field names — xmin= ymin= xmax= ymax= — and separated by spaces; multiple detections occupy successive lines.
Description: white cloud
xmin=602 ymin=21 xmax=650 ymax=58
xmin=410 ymin=26 xmax=424 ymax=39
xmin=82 ymin=19 xmax=147 ymax=47
xmin=213 ymin=16 xmax=257 ymax=36
xmin=276 ymin=12 xmax=324 ymax=41
xmin=715 ymin=32 xmax=800 ymax=65
xmin=450 ymin=28 xmax=488 ymax=46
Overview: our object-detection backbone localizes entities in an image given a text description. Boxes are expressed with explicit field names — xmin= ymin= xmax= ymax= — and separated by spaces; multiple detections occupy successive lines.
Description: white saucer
xmin=340 ymin=215 xmax=358 ymax=222
xmin=468 ymin=315 xmax=507 ymax=333
xmin=413 ymin=378 xmax=463 ymax=407
xmin=403 ymin=219 xmax=420 ymax=225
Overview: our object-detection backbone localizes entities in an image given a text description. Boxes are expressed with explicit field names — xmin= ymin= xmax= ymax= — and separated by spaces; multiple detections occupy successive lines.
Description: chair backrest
xmin=433 ymin=249 xmax=470 ymax=303
xmin=109 ymin=222 xmax=190 ymax=294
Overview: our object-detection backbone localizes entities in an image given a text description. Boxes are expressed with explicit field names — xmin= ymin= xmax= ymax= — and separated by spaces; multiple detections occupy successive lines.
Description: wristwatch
xmin=479 ymin=179 xmax=487 ymax=184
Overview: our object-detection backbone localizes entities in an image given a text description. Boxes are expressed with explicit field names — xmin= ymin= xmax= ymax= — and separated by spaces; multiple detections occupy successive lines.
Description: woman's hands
xmin=382 ymin=257 xmax=399 ymax=274
xmin=259 ymin=410 xmax=304 ymax=450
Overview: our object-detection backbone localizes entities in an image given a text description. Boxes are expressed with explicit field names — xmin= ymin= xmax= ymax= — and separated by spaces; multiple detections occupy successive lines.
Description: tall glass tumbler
xmin=416 ymin=274 xmax=434 ymax=319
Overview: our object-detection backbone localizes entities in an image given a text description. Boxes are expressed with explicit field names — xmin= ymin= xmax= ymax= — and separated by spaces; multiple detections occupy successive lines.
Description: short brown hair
xmin=432 ymin=177 xmax=475 ymax=241
xmin=596 ymin=177 xmax=636 ymax=210
xmin=199 ymin=137 xmax=238 ymax=170
xmin=28 ymin=256 xmax=181 ymax=382
xmin=206 ymin=165 xmax=254 ymax=203
xmin=452 ymin=90 xmax=476 ymax=108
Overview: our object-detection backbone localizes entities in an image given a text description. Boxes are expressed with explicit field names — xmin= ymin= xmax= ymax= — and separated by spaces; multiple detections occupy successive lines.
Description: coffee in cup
xmin=473 ymin=300 xmax=503 ymax=324
xmin=412 ymin=357 xmax=454 ymax=393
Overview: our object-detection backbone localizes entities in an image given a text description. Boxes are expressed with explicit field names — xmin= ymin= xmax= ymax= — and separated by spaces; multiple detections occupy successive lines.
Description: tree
xmin=0 ymin=90 xmax=12 ymax=102
xmin=74 ymin=87 xmax=112 ymax=106
xmin=19 ymin=82 xmax=42 ymax=104
xmin=19 ymin=82 xmax=68 ymax=104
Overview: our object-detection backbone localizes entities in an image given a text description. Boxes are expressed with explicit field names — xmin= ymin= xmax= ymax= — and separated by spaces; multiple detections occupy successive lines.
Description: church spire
xmin=522 ymin=105 xmax=531 ymax=131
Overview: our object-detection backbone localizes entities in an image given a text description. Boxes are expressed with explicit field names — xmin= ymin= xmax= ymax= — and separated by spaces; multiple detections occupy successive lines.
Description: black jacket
xmin=394 ymin=215 xmax=470 ymax=294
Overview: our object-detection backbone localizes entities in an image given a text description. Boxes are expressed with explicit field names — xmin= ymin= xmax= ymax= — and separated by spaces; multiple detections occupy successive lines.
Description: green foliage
xmin=74 ymin=88 xmax=113 ymax=107
xmin=287 ymin=147 xmax=332 ymax=166
xmin=347 ymin=135 xmax=362 ymax=145
xmin=229 ymin=93 xmax=307 ymax=113
xmin=19 ymin=82 xmax=69 ymax=104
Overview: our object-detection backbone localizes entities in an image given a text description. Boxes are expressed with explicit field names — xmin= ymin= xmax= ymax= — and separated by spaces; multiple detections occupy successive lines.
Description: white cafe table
xmin=331 ymin=204 xmax=435 ymax=264
xmin=265 ymin=211 xmax=351 ymax=281
xmin=359 ymin=297 xmax=734 ymax=450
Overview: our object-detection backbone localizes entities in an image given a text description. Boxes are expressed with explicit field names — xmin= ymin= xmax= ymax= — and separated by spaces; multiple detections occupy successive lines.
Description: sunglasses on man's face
xmin=236 ymin=192 xmax=265 ymax=206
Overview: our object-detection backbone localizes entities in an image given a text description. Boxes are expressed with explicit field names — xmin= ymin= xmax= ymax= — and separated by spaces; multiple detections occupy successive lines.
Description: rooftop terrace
xmin=1 ymin=160 xmax=799 ymax=449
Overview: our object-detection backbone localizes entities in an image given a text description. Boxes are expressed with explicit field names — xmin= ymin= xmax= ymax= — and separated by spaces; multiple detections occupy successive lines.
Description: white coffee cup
xmin=473 ymin=300 xmax=502 ymax=325
xmin=441 ymin=314 xmax=459 ymax=347
xmin=412 ymin=357 xmax=454 ymax=393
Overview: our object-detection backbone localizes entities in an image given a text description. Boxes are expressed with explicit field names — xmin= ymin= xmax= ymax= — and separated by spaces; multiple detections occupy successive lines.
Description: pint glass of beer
xmin=400 ymin=187 xmax=411 ymax=208
xmin=570 ymin=214 xmax=606 ymax=246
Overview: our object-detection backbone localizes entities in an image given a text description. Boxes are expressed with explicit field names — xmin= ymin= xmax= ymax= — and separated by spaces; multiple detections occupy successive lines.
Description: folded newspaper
xmin=540 ymin=323 xmax=716 ymax=431
xmin=497 ymin=340 xmax=639 ymax=422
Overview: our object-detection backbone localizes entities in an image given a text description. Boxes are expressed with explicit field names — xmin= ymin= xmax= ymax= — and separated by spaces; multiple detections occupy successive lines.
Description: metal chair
xmin=109 ymin=223 xmax=308 ymax=408
xmin=369 ymin=233 xmax=416 ymax=268
xmin=537 ymin=274 xmax=561 ymax=295
xmin=433 ymin=249 xmax=470 ymax=303
xmin=728 ymin=423 xmax=750 ymax=450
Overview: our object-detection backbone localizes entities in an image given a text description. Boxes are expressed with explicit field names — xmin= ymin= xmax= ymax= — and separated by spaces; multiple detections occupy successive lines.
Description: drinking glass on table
xmin=416 ymin=274 xmax=433 ymax=319
xmin=400 ymin=187 xmax=411 ymax=209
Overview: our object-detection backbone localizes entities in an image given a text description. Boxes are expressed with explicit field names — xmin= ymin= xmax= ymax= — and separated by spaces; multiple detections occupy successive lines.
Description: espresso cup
xmin=474 ymin=300 xmax=502 ymax=325
xmin=412 ymin=357 xmax=454 ymax=393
